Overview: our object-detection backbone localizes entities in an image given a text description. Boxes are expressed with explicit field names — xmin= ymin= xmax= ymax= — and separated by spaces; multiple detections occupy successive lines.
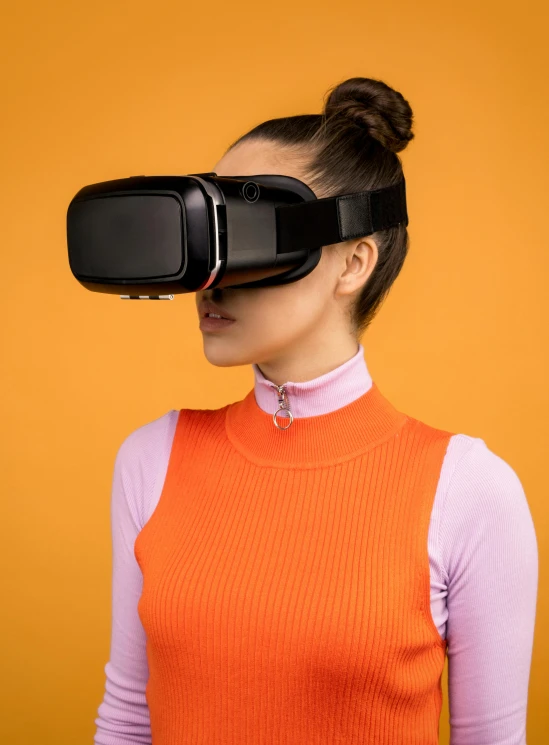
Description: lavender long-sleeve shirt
xmin=94 ymin=344 xmax=538 ymax=744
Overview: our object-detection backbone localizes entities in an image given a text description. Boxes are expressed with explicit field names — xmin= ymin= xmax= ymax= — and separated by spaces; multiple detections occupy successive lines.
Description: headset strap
xmin=276 ymin=178 xmax=408 ymax=253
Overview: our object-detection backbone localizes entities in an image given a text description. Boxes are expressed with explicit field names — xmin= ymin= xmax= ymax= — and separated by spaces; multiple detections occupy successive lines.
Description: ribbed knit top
xmin=134 ymin=380 xmax=452 ymax=744
xmin=93 ymin=344 xmax=538 ymax=745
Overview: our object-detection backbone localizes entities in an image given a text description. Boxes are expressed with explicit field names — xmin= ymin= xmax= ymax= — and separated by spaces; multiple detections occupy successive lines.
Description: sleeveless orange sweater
xmin=134 ymin=382 xmax=454 ymax=744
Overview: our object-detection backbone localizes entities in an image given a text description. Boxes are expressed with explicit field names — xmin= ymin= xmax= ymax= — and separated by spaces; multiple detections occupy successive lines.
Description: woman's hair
xmin=225 ymin=77 xmax=415 ymax=336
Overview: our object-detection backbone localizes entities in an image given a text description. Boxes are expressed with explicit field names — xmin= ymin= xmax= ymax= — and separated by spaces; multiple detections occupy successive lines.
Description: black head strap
xmin=276 ymin=178 xmax=408 ymax=253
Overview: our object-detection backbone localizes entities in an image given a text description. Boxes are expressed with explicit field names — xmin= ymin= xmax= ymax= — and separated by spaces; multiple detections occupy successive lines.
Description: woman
xmin=93 ymin=77 xmax=538 ymax=744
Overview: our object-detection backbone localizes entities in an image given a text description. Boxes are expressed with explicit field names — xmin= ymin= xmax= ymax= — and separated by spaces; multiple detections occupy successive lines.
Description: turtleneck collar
xmin=224 ymin=344 xmax=407 ymax=467
xmin=252 ymin=343 xmax=372 ymax=418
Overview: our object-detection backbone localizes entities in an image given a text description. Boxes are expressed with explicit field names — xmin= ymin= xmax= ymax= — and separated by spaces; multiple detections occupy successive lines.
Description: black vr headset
xmin=66 ymin=172 xmax=408 ymax=299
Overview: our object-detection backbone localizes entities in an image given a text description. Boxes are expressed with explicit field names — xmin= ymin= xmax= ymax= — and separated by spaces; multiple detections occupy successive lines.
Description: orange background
xmin=1 ymin=0 xmax=547 ymax=742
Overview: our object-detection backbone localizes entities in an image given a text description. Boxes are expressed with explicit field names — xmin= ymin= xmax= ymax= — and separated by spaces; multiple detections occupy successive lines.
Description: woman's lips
xmin=199 ymin=315 xmax=237 ymax=332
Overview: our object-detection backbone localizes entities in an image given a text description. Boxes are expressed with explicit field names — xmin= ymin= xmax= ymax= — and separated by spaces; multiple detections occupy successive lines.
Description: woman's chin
xmin=202 ymin=338 xmax=252 ymax=368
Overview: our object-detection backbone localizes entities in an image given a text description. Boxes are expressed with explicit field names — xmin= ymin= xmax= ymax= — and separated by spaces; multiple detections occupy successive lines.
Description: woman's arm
xmin=442 ymin=438 xmax=539 ymax=745
xmin=93 ymin=411 xmax=177 ymax=745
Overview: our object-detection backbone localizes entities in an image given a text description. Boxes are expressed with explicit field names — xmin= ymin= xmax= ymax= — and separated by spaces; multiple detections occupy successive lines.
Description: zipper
xmin=271 ymin=384 xmax=293 ymax=430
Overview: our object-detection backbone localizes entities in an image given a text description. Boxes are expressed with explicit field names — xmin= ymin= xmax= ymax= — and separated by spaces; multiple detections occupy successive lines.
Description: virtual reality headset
xmin=66 ymin=172 xmax=408 ymax=299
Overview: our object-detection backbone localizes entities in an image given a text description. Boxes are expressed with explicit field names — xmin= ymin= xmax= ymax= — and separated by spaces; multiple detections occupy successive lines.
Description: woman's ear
xmin=335 ymin=237 xmax=379 ymax=297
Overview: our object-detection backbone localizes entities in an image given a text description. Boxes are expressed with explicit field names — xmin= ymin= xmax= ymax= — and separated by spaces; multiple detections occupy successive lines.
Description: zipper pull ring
xmin=272 ymin=384 xmax=293 ymax=430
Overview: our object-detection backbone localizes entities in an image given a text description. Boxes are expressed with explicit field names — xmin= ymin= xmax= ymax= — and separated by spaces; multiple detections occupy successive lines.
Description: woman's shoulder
xmin=435 ymin=433 xmax=537 ymax=578
xmin=399 ymin=409 xmax=529 ymax=505
xmin=115 ymin=401 xmax=232 ymax=474
xmin=112 ymin=405 xmax=232 ymax=529
xmin=117 ymin=401 xmax=230 ymax=453
xmin=442 ymin=433 xmax=528 ymax=510
xmin=110 ymin=410 xmax=178 ymax=524
xmin=116 ymin=408 xmax=179 ymax=463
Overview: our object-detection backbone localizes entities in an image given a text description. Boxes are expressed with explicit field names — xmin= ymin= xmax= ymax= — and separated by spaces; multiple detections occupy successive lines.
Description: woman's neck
xmin=252 ymin=343 xmax=373 ymax=419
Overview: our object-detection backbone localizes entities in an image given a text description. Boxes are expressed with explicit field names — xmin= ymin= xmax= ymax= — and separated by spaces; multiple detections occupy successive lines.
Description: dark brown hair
xmin=226 ymin=76 xmax=414 ymax=336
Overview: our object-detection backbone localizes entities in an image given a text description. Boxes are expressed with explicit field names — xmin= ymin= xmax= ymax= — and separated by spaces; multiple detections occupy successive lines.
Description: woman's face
xmin=195 ymin=138 xmax=376 ymax=371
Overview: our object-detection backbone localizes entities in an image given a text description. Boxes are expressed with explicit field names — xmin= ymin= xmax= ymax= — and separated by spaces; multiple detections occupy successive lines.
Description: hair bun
xmin=323 ymin=77 xmax=414 ymax=153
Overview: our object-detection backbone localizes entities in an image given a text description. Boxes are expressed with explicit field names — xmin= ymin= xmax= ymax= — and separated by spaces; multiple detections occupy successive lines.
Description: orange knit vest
xmin=134 ymin=382 xmax=454 ymax=744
